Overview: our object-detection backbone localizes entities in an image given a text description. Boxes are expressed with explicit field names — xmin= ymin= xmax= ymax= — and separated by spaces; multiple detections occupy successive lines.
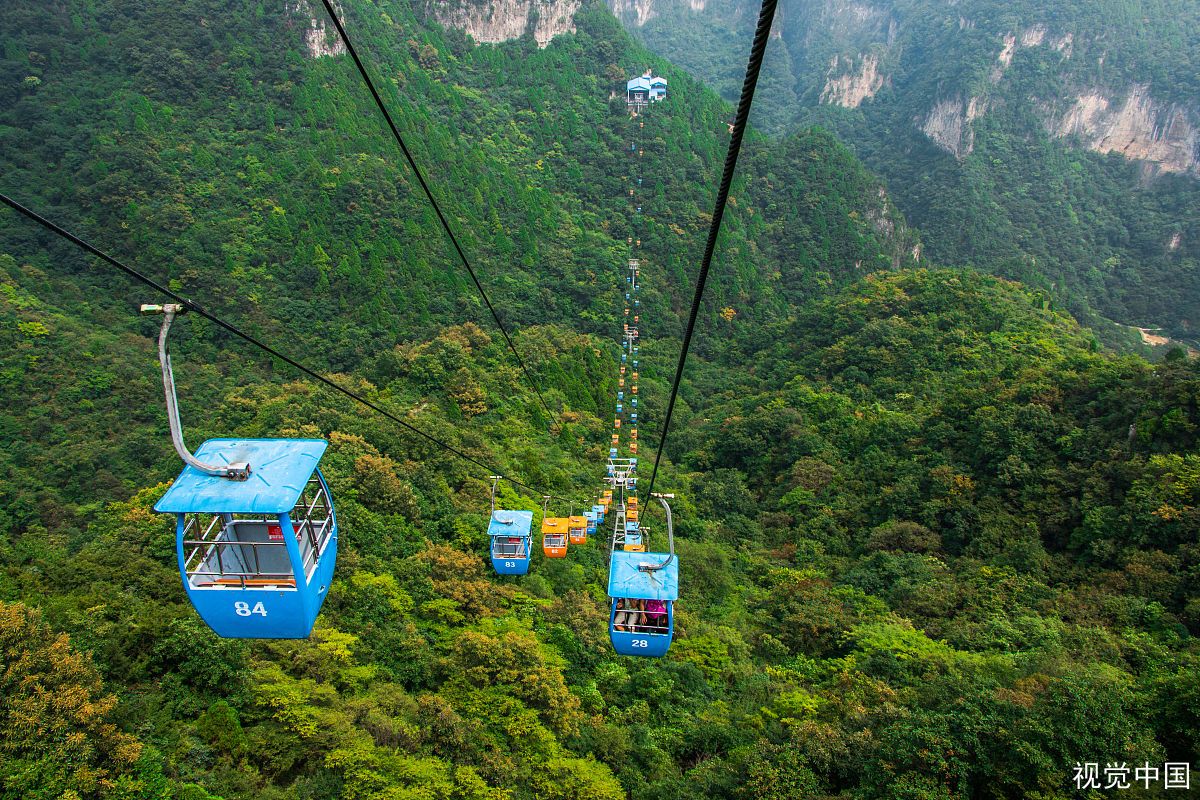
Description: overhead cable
xmin=318 ymin=0 xmax=560 ymax=427
xmin=644 ymin=0 xmax=779 ymax=500
xmin=0 ymin=193 xmax=575 ymax=504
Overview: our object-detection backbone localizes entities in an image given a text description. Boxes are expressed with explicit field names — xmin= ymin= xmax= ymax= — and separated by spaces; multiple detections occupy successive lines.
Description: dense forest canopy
xmin=616 ymin=0 xmax=1200 ymax=345
xmin=1 ymin=1 xmax=1198 ymax=799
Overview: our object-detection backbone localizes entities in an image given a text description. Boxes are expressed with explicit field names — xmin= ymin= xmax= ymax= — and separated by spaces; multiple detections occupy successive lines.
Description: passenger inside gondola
xmin=613 ymin=597 xmax=642 ymax=631
xmin=644 ymin=598 xmax=668 ymax=630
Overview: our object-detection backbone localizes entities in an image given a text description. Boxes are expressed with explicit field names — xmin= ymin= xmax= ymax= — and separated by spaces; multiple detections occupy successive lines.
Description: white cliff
xmin=1053 ymin=85 xmax=1199 ymax=176
xmin=286 ymin=0 xmax=347 ymax=58
xmin=429 ymin=0 xmax=582 ymax=47
xmin=608 ymin=0 xmax=657 ymax=27
xmin=820 ymin=53 xmax=885 ymax=108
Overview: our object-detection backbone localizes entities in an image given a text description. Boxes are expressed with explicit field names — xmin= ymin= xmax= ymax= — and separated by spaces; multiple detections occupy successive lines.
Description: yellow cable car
xmin=630 ymin=443 xmax=638 ymax=454
xmin=568 ymin=515 xmax=588 ymax=545
xmin=542 ymin=517 xmax=569 ymax=558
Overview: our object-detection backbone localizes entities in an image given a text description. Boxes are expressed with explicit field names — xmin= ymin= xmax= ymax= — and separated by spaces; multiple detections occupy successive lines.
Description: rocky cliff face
xmin=428 ymin=0 xmax=581 ymax=47
xmin=820 ymin=53 xmax=884 ymax=108
xmin=1051 ymin=85 xmax=1199 ymax=177
xmin=920 ymin=96 xmax=986 ymax=158
xmin=286 ymin=0 xmax=347 ymax=58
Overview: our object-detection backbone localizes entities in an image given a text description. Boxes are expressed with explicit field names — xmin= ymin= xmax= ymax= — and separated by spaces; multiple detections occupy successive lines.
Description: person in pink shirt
xmin=644 ymin=599 xmax=667 ymax=630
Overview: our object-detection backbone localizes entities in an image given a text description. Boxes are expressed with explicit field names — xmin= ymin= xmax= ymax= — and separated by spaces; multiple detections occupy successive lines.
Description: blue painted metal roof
xmin=608 ymin=551 xmax=678 ymax=600
xmin=627 ymin=76 xmax=651 ymax=92
xmin=488 ymin=509 xmax=533 ymax=538
xmin=155 ymin=439 xmax=327 ymax=515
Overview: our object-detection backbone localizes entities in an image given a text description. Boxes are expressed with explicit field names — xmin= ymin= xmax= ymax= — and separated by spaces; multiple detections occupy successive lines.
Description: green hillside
xmin=618 ymin=0 xmax=1200 ymax=344
xmin=1 ymin=1 xmax=1198 ymax=799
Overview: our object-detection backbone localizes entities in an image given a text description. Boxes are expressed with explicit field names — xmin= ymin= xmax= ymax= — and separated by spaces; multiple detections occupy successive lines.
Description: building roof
xmin=627 ymin=76 xmax=651 ymax=92
xmin=155 ymin=438 xmax=327 ymax=514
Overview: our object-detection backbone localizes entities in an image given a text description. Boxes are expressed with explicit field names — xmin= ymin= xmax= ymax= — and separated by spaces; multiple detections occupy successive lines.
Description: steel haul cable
xmin=644 ymin=0 xmax=779 ymax=500
xmin=0 ymin=193 xmax=578 ymax=505
xmin=318 ymin=0 xmax=560 ymax=427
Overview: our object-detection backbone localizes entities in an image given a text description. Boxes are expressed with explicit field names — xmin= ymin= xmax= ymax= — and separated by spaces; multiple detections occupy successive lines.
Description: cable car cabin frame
xmin=155 ymin=438 xmax=337 ymax=639
xmin=608 ymin=551 xmax=678 ymax=657
xmin=542 ymin=517 xmax=570 ymax=558
xmin=568 ymin=515 xmax=588 ymax=545
xmin=488 ymin=509 xmax=533 ymax=575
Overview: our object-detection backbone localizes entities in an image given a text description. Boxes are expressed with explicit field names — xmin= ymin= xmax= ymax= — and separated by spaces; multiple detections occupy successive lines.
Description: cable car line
xmin=317 ymin=0 xmax=560 ymax=428
xmin=643 ymin=0 xmax=778 ymax=501
xmin=0 ymin=192 xmax=575 ymax=505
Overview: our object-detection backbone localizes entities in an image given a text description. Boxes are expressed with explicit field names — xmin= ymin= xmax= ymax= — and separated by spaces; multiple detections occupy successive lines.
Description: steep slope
xmin=1 ymin=1 xmax=1199 ymax=799
xmin=610 ymin=0 xmax=1200 ymax=344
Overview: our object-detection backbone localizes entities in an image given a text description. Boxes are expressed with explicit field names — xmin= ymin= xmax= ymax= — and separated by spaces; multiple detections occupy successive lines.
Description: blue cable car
xmin=609 ymin=447 xmax=618 ymax=458
xmin=485 ymin=477 xmax=532 ymax=575
xmin=144 ymin=304 xmax=337 ymax=639
xmin=630 ymin=413 xmax=638 ymax=423
xmin=618 ymin=391 xmax=624 ymax=401
xmin=608 ymin=495 xmax=678 ymax=657
xmin=621 ymin=353 xmax=627 ymax=363
xmin=609 ymin=550 xmax=677 ymax=657
xmin=155 ymin=438 xmax=338 ymax=639
xmin=631 ymin=397 xmax=638 ymax=408
xmin=585 ymin=510 xmax=598 ymax=536
xmin=489 ymin=509 xmax=533 ymax=575
xmin=617 ymin=402 xmax=623 ymax=413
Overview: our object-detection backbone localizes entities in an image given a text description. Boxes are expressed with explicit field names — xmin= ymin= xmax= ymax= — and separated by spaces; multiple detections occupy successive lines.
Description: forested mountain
xmin=1 ymin=1 xmax=1198 ymax=799
xmin=610 ymin=0 xmax=1200 ymax=345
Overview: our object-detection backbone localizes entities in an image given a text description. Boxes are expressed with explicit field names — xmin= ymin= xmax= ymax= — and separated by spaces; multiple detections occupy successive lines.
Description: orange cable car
xmin=568 ymin=515 xmax=588 ymax=545
xmin=542 ymin=517 xmax=569 ymax=558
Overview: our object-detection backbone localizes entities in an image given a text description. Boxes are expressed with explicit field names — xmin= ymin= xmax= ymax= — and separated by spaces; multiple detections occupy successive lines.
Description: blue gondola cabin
xmin=154 ymin=438 xmax=337 ymax=639
xmin=489 ymin=509 xmax=532 ymax=575
xmin=608 ymin=551 xmax=678 ymax=657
